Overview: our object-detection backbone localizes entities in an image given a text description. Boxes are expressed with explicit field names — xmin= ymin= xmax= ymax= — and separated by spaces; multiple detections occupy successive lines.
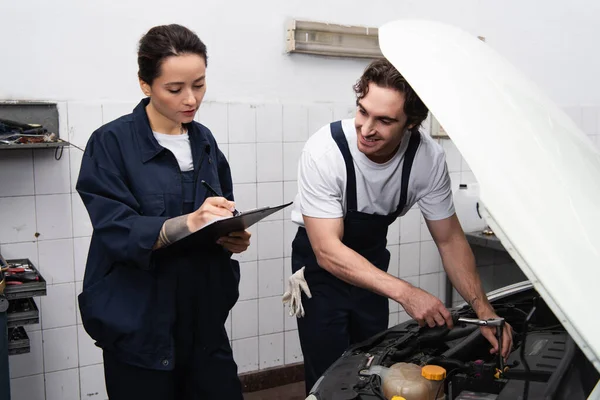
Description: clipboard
xmin=177 ymin=202 xmax=293 ymax=247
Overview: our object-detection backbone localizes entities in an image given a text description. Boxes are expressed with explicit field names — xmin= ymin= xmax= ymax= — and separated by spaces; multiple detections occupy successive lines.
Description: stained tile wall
xmin=1 ymin=102 xmax=598 ymax=399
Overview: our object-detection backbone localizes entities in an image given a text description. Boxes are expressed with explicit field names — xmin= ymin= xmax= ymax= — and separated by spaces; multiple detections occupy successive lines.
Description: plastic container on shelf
xmin=453 ymin=182 xmax=487 ymax=233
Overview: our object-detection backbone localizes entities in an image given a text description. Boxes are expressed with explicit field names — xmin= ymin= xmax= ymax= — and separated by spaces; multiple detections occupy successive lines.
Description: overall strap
xmin=396 ymin=130 xmax=422 ymax=214
xmin=330 ymin=121 xmax=358 ymax=211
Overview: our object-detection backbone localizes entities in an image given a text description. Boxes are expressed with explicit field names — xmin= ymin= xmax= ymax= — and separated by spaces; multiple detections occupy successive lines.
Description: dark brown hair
xmin=138 ymin=24 xmax=208 ymax=85
xmin=353 ymin=58 xmax=428 ymax=129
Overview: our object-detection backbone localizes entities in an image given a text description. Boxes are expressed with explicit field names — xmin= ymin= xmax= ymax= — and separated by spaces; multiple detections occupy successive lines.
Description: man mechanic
xmin=284 ymin=58 xmax=513 ymax=394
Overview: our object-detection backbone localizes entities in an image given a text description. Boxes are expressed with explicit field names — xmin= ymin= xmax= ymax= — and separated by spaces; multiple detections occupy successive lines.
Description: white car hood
xmin=379 ymin=20 xmax=600 ymax=371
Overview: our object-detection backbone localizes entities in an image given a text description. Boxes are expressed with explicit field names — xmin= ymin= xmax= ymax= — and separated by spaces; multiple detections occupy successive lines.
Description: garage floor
xmin=243 ymin=382 xmax=306 ymax=400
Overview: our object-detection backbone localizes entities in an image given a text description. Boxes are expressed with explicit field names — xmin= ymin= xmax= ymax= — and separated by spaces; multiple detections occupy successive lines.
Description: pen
xmin=201 ymin=180 xmax=240 ymax=216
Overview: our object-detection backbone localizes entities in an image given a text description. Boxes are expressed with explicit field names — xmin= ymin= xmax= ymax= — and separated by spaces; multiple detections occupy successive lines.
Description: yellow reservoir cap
xmin=421 ymin=365 xmax=447 ymax=381
xmin=391 ymin=397 xmax=407 ymax=400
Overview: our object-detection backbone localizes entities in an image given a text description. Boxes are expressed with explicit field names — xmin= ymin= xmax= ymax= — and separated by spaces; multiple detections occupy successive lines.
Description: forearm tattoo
xmin=153 ymin=215 xmax=192 ymax=250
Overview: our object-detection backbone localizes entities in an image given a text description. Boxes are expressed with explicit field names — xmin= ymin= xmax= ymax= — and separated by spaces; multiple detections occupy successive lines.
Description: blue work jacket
xmin=76 ymin=98 xmax=240 ymax=370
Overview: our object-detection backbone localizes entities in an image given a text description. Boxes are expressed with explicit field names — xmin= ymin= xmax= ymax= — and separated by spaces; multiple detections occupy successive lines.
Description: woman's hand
xmin=154 ymin=197 xmax=241 ymax=251
xmin=217 ymin=230 xmax=251 ymax=253
xmin=187 ymin=197 xmax=235 ymax=232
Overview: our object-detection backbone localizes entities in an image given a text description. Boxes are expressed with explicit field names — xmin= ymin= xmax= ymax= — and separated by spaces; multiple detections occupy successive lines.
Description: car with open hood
xmin=306 ymin=20 xmax=600 ymax=400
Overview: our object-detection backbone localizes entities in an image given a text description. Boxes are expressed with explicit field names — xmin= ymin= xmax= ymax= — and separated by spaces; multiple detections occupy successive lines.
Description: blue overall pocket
xmin=78 ymin=264 xmax=156 ymax=348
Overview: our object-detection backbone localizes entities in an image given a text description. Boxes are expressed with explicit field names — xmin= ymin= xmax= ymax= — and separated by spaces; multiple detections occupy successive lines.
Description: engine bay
xmin=312 ymin=286 xmax=599 ymax=400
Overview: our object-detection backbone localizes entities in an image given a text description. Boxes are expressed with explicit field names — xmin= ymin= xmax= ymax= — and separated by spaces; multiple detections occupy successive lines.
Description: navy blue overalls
xmin=76 ymin=98 xmax=243 ymax=400
xmin=291 ymin=121 xmax=421 ymax=394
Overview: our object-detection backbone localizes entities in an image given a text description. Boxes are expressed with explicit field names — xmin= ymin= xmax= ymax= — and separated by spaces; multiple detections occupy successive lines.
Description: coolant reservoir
xmin=382 ymin=363 xmax=446 ymax=400
xmin=421 ymin=365 xmax=446 ymax=400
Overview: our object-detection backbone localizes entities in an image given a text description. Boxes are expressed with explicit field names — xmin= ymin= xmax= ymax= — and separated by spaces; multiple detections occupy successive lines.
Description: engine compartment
xmin=313 ymin=286 xmax=599 ymax=400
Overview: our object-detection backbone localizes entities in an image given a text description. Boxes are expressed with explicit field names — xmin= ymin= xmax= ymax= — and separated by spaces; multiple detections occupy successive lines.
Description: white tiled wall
xmin=0 ymin=101 xmax=124 ymax=400
xmin=1 ymin=102 xmax=598 ymax=399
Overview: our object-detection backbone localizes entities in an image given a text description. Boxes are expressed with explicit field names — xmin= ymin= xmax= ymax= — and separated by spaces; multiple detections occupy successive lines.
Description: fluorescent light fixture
xmin=286 ymin=19 xmax=383 ymax=59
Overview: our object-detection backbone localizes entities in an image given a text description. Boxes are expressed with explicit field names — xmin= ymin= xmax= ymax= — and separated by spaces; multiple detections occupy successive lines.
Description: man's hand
xmin=478 ymin=311 xmax=514 ymax=360
xmin=217 ymin=230 xmax=251 ymax=254
xmin=425 ymin=216 xmax=513 ymax=358
xmin=400 ymin=286 xmax=454 ymax=328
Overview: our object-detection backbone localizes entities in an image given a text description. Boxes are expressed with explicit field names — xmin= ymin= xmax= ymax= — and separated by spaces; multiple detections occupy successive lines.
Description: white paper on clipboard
xmin=181 ymin=202 xmax=293 ymax=245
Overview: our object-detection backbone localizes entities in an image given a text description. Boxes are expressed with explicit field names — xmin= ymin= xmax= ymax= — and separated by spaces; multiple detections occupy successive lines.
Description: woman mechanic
xmin=76 ymin=24 xmax=250 ymax=400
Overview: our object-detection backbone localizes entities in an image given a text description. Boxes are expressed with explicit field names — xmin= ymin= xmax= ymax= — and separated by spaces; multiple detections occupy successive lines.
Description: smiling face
xmin=354 ymin=82 xmax=414 ymax=163
xmin=139 ymin=53 xmax=206 ymax=132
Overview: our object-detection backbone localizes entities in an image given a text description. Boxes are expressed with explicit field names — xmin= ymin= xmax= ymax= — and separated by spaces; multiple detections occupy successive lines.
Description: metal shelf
xmin=0 ymin=101 xmax=64 ymax=152
xmin=0 ymin=140 xmax=69 ymax=150
xmin=4 ymin=259 xmax=47 ymax=301
xmin=0 ymin=251 xmax=47 ymax=398
xmin=7 ymin=327 xmax=29 ymax=356
xmin=7 ymin=298 xmax=39 ymax=328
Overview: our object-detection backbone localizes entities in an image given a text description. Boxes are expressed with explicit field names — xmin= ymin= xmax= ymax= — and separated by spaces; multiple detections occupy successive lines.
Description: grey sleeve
xmin=417 ymin=152 xmax=456 ymax=221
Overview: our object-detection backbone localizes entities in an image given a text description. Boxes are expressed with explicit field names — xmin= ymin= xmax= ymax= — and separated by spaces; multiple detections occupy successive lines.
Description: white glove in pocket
xmin=282 ymin=266 xmax=312 ymax=318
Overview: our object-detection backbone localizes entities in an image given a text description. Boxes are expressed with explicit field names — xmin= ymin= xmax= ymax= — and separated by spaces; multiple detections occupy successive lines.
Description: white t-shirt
xmin=291 ymin=118 xmax=455 ymax=226
xmin=153 ymin=131 xmax=194 ymax=172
